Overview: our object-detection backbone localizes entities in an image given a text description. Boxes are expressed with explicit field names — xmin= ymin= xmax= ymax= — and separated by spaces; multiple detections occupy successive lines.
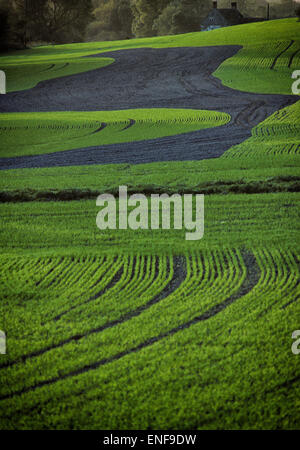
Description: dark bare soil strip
xmin=0 ymin=252 xmax=260 ymax=401
xmin=1 ymin=176 xmax=299 ymax=203
xmin=0 ymin=256 xmax=184 ymax=376
xmin=0 ymin=46 xmax=297 ymax=169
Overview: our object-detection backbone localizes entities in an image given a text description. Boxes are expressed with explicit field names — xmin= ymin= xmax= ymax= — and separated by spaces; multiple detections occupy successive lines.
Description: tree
xmin=296 ymin=4 xmax=300 ymax=21
xmin=154 ymin=0 xmax=206 ymax=36
xmin=40 ymin=0 xmax=93 ymax=43
xmin=2 ymin=0 xmax=93 ymax=48
xmin=116 ymin=0 xmax=134 ymax=38
xmin=0 ymin=0 xmax=10 ymax=50
xmin=86 ymin=0 xmax=133 ymax=41
xmin=7 ymin=0 xmax=46 ymax=48
xmin=130 ymin=0 xmax=170 ymax=37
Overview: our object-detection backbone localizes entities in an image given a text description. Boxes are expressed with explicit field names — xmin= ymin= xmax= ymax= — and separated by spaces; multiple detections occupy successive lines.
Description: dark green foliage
xmin=153 ymin=0 xmax=206 ymax=36
xmin=0 ymin=2 xmax=9 ymax=50
xmin=86 ymin=0 xmax=133 ymax=41
xmin=130 ymin=0 xmax=206 ymax=37
xmin=41 ymin=0 xmax=94 ymax=44
xmin=1 ymin=0 xmax=93 ymax=48
xmin=130 ymin=0 xmax=170 ymax=37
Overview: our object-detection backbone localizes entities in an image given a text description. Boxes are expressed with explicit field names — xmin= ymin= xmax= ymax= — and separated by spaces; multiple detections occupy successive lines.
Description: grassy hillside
xmin=1 ymin=18 xmax=299 ymax=94
xmin=0 ymin=19 xmax=299 ymax=430
xmin=0 ymin=193 xmax=298 ymax=428
xmin=0 ymin=193 xmax=298 ymax=256
xmin=0 ymin=109 xmax=230 ymax=158
xmin=0 ymin=245 xmax=298 ymax=429
xmin=0 ymin=100 xmax=299 ymax=198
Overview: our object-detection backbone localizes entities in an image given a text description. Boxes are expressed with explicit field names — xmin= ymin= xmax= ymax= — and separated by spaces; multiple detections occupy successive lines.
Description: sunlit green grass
xmin=1 ymin=58 xmax=113 ymax=93
xmin=223 ymin=99 xmax=300 ymax=158
xmin=0 ymin=193 xmax=298 ymax=256
xmin=0 ymin=18 xmax=299 ymax=431
xmin=1 ymin=18 xmax=299 ymax=94
xmin=214 ymin=38 xmax=300 ymax=94
xmin=0 ymin=109 xmax=230 ymax=158
xmin=0 ymin=100 xmax=298 ymax=195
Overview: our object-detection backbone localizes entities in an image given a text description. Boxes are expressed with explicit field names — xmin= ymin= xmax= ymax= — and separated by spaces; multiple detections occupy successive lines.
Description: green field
xmin=1 ymin=18 xmax=299 ymax=94
xmin=0 ymin=98 xmax=299 ymax=200
xmin=224 ymin=100 xmax=300 ymax=158
xmin=0 ymin=193 xmax=299 ymax=429
xmin=0 ymin=109 xmax=230 ymax=158
xmin=0 ymin=18 xmax=299 ymax=430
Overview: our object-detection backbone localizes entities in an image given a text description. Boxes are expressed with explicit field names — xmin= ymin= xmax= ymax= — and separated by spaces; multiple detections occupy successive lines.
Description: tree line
xmin=1 ymin=0 xmax=299 ymax=50
xmin=0 ymin=0 xmax=209 ymax=49
xmin=86 ymin=0 xmax=212 ymax=41
xmin=0 ymin=0 xmax=93 ymax=49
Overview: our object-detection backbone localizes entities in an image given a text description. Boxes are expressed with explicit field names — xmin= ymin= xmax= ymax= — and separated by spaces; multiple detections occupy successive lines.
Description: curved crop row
xmin=0 ymin=248 xmax=246 ymax=399
xmin=223 ymin=100 xmax=300 ymax=158
xmin=214 ymin=39 xmax=300 ymax=94
xmin=0 ymin=254 xmax=176 ymax=367
xmin=271 ymin=40 xmax=300 ymax=70
xmin=0 ymin=247 xmax=298 ymax=430
xmin=1 ymin=58 xmax=114 ymax=93
xmin=0 ymin=109 xmax=231 ymax=158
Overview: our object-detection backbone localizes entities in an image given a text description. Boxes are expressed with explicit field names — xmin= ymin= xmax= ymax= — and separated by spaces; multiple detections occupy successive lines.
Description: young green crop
xmin=1 ymin=58 xmax=114 ymax=93
xmin=0 ymin=193 xmax=298 ymax=256
xmin=0 ymin=246 xmax=298 ymax=429
xmin=0 ymin=109 xmax=230 ymax=158
xmin=1 ymin=19 xmax=299 ymax=94
xmin=214 ymin=39 xmax=300 ymax=94
xmin=0 ymin=99 xmax=298 ymax=197
xmin=223 ymin=99 xmax=300 ymax=158
xmin=0 ymin=18 xmax=299 ymax=431
xmin=0 ymin=250 xmax=244 ymax=398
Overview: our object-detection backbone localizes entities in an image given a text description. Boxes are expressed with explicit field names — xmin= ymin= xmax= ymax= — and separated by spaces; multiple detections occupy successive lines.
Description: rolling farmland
xmin=0 ymin=18 xmax=299 ymax=430
xmin=223 ymin=99 xmax=300 ymax=158
xmin=0 ymin=109 xmax=230 ymax=158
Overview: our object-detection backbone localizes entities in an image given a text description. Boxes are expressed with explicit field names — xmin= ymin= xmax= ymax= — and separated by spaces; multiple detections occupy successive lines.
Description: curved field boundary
xmin=1 ymin=58 xmax=115 ymax=93
xmin=91 ymin=122 xmax=107 ymax=134
xmin=40 ymin=64 xmax=55 ymax=72
xmin=0 ymin=46 xmax=296 ymax=169
xmin=53 ymin=63 xmax=70 ymax=72
xmin=0 ymin=108 xmax=230 ymax=159
xmin=222 ymin=99 xmax=300 ymax=159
